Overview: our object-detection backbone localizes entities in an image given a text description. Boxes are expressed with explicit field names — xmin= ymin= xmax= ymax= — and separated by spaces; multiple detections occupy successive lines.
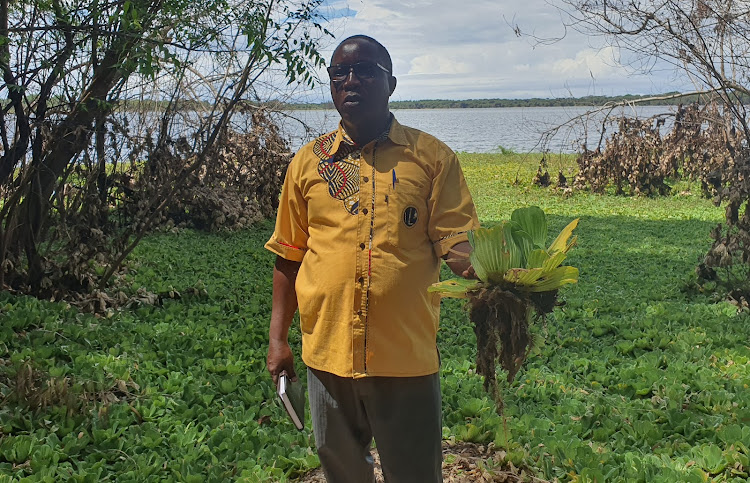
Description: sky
xmin=290 ymin=0 xmax=693 ymax=102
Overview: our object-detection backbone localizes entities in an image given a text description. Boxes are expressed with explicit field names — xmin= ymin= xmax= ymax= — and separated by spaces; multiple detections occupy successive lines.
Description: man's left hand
xmin=461 ymin=264 xmax=477 ymax=279
xmin=444 ymin=241 xmax=474 ymax=278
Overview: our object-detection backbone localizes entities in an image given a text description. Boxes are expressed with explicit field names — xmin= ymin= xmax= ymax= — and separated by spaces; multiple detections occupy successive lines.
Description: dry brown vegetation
xmin=117 ymin=108 xmax=289 ymax=233
xmin=1 ymin=359 xmax=140 ymax=416
xmin=1 ymin=106 xmax=291 ymax=313
xmin=572 ymin=104 xmax=741 ymax=198
xmin=536 ymin=101 xmax=750 ymax=306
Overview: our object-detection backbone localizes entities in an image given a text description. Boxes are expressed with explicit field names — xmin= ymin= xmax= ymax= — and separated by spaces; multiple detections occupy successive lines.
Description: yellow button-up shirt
xmin=265 ymin=117 xmax=479 ymax=378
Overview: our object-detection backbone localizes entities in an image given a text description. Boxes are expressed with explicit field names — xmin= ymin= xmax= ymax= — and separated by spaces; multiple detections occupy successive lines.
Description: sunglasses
xmin=327 ymin=62 xmax=390 ymax=82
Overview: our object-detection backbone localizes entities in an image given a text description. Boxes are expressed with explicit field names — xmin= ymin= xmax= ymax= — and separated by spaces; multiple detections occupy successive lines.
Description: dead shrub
xmin=119 ymin=107 xmax=289 ymax=232
xmin=573 ymin=116 xmax=669 ymax=195
xmin=3 ymin=360 xmax=139 ymax=414
xmin=567 ymin=102 xmax=750 ymax=304
xmin=1 ymin=106 xmax=290 ymax=312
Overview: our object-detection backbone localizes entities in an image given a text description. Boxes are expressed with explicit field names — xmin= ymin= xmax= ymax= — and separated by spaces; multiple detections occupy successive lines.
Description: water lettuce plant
xmin=430 ymin=206 xmax=579 ymax=402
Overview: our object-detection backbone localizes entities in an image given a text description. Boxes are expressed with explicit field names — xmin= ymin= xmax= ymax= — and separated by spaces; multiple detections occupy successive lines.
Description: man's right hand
xmin=267 ymin=338 xmax=297 ymax=386
xmin=267 ymin=255 xmax=301 ymax=386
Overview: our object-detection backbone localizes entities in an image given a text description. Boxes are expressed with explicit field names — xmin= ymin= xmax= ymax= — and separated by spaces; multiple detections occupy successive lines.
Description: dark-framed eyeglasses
xmin=327 ymin=62 xmax=390 ymax=82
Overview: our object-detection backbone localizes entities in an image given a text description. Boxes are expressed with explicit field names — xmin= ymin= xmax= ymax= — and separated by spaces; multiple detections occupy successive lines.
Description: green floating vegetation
xmin=0 ymin=153 xmax=748 ymax=482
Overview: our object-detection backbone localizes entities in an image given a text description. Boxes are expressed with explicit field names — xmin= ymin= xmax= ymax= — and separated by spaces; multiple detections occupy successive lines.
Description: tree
xmin=546 ymin=0 xmax=750 ymax=302
xmin=0 ymin=0 xmax=330 ymax=306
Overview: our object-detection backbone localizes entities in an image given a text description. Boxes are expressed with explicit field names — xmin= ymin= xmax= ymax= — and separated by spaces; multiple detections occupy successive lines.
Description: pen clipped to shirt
xmin=392 ymin=169 xmax=398 ymax=189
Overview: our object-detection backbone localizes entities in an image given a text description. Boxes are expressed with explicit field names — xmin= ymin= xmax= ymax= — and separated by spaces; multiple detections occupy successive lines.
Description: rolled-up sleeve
xmin=428 ymin=152 xmax=480 ymax=258
xmin=264 ymin=154 xmax=309 ymax=262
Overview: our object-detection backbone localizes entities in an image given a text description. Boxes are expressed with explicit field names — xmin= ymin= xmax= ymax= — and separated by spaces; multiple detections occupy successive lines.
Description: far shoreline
xmin=111 ymin=92 xmax=707 ymax=113
xmin=279 ymin=92 xmax=704 ymax=110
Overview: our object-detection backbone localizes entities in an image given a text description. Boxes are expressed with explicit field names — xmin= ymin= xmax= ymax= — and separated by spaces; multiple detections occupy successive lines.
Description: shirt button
xmin=360 ymin=243 xmax=366 ymax=249
xmin=362 ymin=208 xmax=368 ymax=215
xmin=363 ymin=176 xmax=369 ymax=182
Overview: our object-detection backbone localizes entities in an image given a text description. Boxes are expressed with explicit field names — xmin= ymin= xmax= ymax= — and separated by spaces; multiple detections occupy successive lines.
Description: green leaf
xmin=697 ymin=444 xmax=727 ymax=474
xmin=541 ymin=251 xmax=567 ymax=271
xmin=511 ymin=206 xmax=547 ymax=248
xmin=507 ymin=221 xmax=535 ymax=267
xmin=470 ymin=221 xmax=530 ymax=283
xmin=468 ymin=226 xmax=498 ymax=282
xmin=526 ymin=249 xmax=550 ymax=269
xmin=428 ymin=278 xmax=482 ymax=298
xmin=548 ymin=218 xmax=580 ymax=254
xmin=528 ymin=266 xmax=579 ymax=292
xmin=503 ymin=267 xmax=545 ymax=286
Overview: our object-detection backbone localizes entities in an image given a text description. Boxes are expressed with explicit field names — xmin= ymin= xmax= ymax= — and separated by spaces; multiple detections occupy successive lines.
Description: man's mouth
xmin=343 ymin=94 xmax=362 ymax=106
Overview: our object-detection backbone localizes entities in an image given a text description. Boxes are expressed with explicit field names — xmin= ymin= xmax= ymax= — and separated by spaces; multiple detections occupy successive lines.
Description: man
xmin=265 ymin=35 xmax=479 ymax=482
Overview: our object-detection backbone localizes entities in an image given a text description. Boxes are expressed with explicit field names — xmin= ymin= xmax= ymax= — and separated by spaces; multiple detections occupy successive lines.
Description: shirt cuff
xmin=433 ymin=232 xmax=471 ymax=258
xmin=264 ymin=238 xmax=306 ymax=262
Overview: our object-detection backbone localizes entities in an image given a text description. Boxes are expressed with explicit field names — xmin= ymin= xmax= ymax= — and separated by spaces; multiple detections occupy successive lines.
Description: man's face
xmin=329 ymin=39 xmax=395 ymax=126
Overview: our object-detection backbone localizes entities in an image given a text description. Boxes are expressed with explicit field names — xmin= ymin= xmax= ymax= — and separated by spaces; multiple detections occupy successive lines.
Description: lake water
xmin=275 ymin=105 xmax=676 ymax=154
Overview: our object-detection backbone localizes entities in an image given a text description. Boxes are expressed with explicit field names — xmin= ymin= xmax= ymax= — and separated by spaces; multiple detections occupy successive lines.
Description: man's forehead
xmin=332 ymin=39 xmax=380 ymax=63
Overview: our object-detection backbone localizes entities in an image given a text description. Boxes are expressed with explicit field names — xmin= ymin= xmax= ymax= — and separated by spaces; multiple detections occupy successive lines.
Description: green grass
xmin=1 ymin=153 xmax=748 ymax=482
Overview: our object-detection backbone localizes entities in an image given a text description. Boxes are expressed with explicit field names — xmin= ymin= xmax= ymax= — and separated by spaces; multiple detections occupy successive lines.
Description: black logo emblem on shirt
xmin=403 ymin=206 xmax=418 ymax=227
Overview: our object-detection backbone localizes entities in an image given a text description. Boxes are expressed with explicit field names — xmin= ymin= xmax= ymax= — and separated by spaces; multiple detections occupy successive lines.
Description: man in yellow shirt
xmin=266 ymin=35 xmax=479 ymax=482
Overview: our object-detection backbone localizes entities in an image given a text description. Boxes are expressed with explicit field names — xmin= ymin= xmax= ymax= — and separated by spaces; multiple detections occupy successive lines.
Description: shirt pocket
xmin=386 ymin=185 xmax=428 ymax=248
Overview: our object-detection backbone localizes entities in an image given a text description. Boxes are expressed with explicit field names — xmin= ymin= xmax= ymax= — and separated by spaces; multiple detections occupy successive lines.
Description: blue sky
xmin=289 ymin=0 xmax=693 ymax=102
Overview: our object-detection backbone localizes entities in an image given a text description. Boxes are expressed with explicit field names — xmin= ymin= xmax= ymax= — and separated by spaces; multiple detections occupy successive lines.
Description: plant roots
xmin=469 ymin=286 xmax=558 ymax=410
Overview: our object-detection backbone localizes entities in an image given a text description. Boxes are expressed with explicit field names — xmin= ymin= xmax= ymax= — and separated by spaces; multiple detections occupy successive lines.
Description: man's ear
xmin=389 ymin=76 xmax=397 ymax=95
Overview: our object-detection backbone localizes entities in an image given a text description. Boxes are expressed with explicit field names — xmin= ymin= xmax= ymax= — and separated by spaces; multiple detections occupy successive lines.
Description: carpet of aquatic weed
xmin=1 ymin=153 xmax=747 ymax=482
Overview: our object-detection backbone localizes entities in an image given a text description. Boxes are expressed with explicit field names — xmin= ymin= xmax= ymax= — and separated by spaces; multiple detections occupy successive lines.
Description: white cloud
xmin=409 ymin=55 xmax=471 ymax=75
xmin=299 ymin=0 xmax=690 ymax=101
xmin=349 ymin=2 xmax=400 ymax=23
xmin=550 ymin=46 xmax=622 ymax=78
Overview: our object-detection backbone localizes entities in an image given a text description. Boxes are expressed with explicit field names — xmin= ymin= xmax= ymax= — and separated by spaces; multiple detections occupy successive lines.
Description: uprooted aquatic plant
xmin=430 ymin=206 xmax=579 ymax=410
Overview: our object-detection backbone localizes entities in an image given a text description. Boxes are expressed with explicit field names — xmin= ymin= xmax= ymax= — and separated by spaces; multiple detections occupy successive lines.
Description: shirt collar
xmin=386 ymin=116 xmax=409 ymax=146
xmin=332 ymin=114 xmax=408 ymax=155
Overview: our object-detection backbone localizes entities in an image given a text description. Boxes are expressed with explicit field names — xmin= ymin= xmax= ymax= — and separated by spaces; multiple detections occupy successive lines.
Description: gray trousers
xmin=308 ymin=368 xmax=443 ymax=483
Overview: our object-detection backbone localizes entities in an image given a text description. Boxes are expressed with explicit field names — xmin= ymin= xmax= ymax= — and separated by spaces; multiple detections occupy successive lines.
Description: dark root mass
xmin=469 ymin=286 xmax=558 ymax=411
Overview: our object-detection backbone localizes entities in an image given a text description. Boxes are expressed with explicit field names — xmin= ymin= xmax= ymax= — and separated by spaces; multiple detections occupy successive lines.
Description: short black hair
xmin=331 ymin=35 xmax=393 ymax=73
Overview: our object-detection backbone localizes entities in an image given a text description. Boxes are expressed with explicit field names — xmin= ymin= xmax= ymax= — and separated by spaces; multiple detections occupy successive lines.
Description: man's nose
xmin=341 ymin=69 xmax=361 ymax=87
